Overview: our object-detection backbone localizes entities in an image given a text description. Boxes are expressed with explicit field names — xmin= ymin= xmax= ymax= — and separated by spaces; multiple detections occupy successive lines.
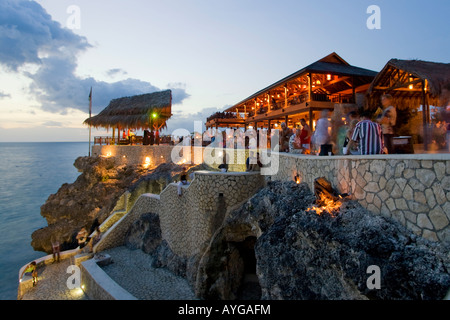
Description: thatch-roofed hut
xmin=366 ymin=59 xmax=450 ymax=150
xmin=84 ymin=89 xmax=172 ymax=131
xmin=366 ymin=59 xmax=450 ymax=110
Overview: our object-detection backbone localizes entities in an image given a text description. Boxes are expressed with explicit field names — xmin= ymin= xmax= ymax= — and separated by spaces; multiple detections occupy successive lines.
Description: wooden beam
xmin=373 ymin=78 xmax=422 ymax=92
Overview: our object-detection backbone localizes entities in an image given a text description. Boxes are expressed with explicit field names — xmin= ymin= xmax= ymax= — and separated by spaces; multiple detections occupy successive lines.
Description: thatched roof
xmin=366 ymin=59 xmax=450 ymax=109
xmin=84 ymin=90 xmax=172 ymax=130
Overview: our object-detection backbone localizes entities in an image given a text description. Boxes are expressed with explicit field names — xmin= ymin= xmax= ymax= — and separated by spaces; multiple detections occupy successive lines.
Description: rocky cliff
xmin=125 ymin=180 xmax=450 ymax=300
xmin=31 ymin=156 xmax=198 ymax=254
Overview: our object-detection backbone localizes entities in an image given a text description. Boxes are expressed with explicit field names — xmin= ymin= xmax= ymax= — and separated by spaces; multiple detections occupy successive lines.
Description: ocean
xmin=0 ymin=142 xmax=89 ymax=300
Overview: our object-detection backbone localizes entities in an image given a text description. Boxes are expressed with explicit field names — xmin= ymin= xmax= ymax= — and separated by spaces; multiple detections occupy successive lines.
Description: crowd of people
xmin=279 ymin=94 xmax=400 ymax=156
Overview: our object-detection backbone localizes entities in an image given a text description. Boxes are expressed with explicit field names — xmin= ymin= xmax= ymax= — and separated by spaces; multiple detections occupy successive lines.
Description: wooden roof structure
xmin=84 ymin=90 xmax=172 ymax=131
xmin=366 ymin=58 xmax=450 ymax=150
xmin=228 ymin=52 xmax=377 ymax=113
xmin=206 ymin=52 xmax=377 ymax=130
xmin=366 ymin=59 xmax=450 ymax=110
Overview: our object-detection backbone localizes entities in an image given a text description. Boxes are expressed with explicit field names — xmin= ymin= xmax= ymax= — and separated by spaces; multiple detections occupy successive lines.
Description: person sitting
xmin=246 ymin=152 xmax=263 ymax=171
xmin=218 ymin=154 xmax=229 ymax=172
xmin=289 ymin=128 xmax=303 ymax=154
xmin=21 ymin=261 xmax=38 ymax=286
xmin=76 ymin=227 xmax=89 ymax=253
xmin=177 ymin=167 xmax=190 ymax=196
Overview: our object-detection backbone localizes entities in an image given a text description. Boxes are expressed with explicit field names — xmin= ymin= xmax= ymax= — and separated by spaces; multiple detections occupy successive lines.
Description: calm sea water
xmin=0 ymin=142 xmax=89 ymax=300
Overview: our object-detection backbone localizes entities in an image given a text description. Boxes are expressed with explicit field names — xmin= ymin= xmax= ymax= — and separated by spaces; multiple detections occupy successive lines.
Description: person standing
xmin=279 ymin=122 xmax=292 ymax=152
xmin=313 ymin=110 xmax=331 ymax=155
xmin=377 ymin=94 xmax=397 ymax=154
xmin=346 ymin=110 xmax=384 ymax=155
xmin=299 ymin=118 xmax=312 ymax=154
xmin=440 ymin=82 xmax=450 ymax=152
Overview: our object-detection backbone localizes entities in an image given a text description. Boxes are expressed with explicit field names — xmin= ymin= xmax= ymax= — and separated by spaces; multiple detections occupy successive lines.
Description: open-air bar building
xmin=206 ymin=52 xmax=377 ymax=133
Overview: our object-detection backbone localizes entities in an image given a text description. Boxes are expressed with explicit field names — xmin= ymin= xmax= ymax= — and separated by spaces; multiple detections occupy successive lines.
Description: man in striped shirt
xmin=345 ymin=110 xmax=384 ymax=155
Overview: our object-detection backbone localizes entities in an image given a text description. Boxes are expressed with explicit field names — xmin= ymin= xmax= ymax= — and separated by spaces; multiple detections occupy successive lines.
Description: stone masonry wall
xmin=158 ymin=171 xmax=264 ymax=257
xmin=92 ymin=145 xmax=251 ymax=172
xmin=91 ymin=145 xmax=450 ymax=243
xmin=271 ymin=153 xmax=450 ymax=243
xmin=92 ymin=145 xmax=174 ymax=167
xmin=95 ymin=171 xmax=265 ymax=257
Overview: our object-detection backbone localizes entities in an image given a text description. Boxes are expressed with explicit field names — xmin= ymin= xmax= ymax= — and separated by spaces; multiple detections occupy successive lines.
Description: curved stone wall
xmin=158 ymin=171 xmax=264 ymax=257
xmin=95 ymin=171 xmax=265 ymax=258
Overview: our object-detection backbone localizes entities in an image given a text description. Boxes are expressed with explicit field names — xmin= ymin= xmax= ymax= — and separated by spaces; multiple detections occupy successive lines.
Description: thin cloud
xmin=0 ymin=91 xmax=11 ymax=99
xmin=42 ymin=120 xmax=63 ymax=127
xmin=105 ymin=68 xmax=128 ymax=77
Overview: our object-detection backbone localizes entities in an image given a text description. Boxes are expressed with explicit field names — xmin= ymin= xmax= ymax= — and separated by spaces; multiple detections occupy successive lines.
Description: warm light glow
xmin=102 ymin=152 xmax=112 ymax=158
xmin=316 ymin=80 xmax=321 ymax=85
xmin=294 ymin=174 xmax=301 ymax=184
xmin=72 ymin=287 xmax=84 ymax=297
xmin=306 ymin=193 xmax=342 ymax=217
xmin=327 ymin=74 xmax=332 ymax=81
xmin=152 ymin=113 xmax=158 ymax=118
xmin=143 ymin=156 xmax=151 ymax=168
xmin=409 ymin=84 xmax=413 ymax=90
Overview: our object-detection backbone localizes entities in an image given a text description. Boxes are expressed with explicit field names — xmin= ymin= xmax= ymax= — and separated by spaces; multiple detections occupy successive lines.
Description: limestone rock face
xmin=31 ymin=157 xmax=185 ymax=254
xmin=125 ymin=180 xmax=450 ymax=300
xmin=124 ymin=213 xmax=162 ymax=254
xmin=196 ymin=181 xmax=450 ymax=300
xmin=251 ymin=184 xmax=450 ymax=300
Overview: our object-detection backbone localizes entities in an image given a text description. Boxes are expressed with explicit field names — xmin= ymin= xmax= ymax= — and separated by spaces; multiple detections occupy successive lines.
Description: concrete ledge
xmin=74 ymin=252 xmax=94 ymax=266
xmin=276 ymin=151 xmax=450 ymax=161
xmin=193 ymin=170 xmax=262 ymax=176
xmin=81 ymin=258 xmax=137 ymax=300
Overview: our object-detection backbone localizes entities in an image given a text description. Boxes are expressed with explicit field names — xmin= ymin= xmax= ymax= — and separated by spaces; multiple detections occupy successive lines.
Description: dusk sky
xmin=0 ymin=0 xmax=449 ymax=142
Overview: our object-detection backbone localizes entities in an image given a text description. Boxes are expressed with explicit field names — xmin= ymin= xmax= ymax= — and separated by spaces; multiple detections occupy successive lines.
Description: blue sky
xmin=0 ymin=0 xmax=449 ymax=142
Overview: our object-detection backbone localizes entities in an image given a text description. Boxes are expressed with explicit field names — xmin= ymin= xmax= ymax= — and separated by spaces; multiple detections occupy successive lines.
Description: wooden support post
xmin=308 ymin=73 xmax=313 ymax=102
xmin=352 ymin=76 xmax=356 ymax=103
xmin=422 ymin=80 xmax=428 ymax=151
xmin=112 ymin=127 xmax=115 ymax=145
xmin=284 ymin=84 xmax=288 ymax=108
